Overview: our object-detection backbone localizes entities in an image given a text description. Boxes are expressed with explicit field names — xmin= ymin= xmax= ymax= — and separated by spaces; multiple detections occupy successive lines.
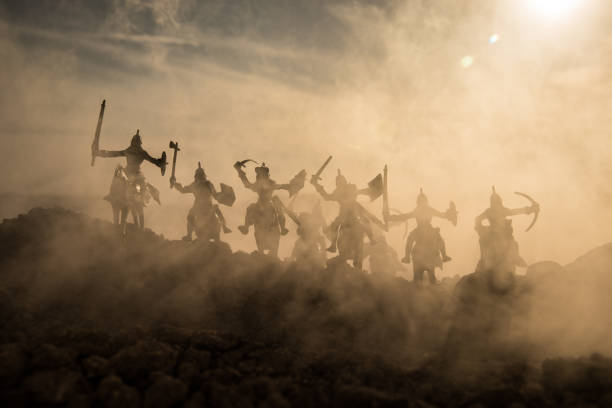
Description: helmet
xmin=255 ymin=162 xmax=270 ymax=178
xmin=130 ymin=129 xmax=142 ymax=147
xmin=195 ymin=162 xmax=206 ymax=181
xmin=335 ymin=169 xmax=347 ymax=186
xmin=416 ymin=188 xmax=428 ymax=205
xmin=490 ymin=186 xmax=503 ymax=207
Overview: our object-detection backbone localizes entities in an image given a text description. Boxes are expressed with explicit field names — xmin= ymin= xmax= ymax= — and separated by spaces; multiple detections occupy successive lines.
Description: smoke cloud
xmin=2 ymin=0 xmax=612 ymax=276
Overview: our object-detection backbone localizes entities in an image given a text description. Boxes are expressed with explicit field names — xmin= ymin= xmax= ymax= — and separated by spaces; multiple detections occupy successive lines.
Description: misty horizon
xmin=2 ymin=0 xmax=612 ymax=277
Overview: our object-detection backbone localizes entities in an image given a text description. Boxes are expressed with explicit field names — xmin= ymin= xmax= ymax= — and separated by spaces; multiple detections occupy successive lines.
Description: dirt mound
xmin=1 ymin=207 xmax=611 ymax=406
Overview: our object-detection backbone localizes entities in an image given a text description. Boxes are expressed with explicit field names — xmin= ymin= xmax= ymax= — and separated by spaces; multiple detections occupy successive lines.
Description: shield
xmin=367 ymin=173 xmax=383 ymax=201
xmin=288 ymin=169 xmax=307 ymax=197
xmin=159 ymin=151 xmax=167 ymax=176
xmin=216 ymin=183 xmax=236 ymax=206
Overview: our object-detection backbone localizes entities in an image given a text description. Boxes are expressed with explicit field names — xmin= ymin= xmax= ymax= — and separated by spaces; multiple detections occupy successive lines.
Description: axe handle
xmin=91 ymin=100 xmax=106 ymax=167
xmin=170 ymin=143 xmax=178 ymax=187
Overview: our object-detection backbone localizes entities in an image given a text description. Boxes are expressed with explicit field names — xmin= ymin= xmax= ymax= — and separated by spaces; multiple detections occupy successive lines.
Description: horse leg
xmin=138 ymin=209 xmax=144 ymax=229
xmin=413 ymin=265 xmax=424 ymax=284
xmin=112 ymin=205 xmax=119 ymax=225
xmin=353 ymin=236 xmax=364 ymax=271
xmin=269 ymin=233 xmax=280 ymax=257
xmin=120 ymin=207 xmax=128 ymax=236
xmin=427 ymin=267 xmax=437 ymax=284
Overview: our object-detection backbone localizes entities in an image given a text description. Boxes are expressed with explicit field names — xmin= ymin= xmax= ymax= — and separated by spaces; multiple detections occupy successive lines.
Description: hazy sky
xmin=2 ymin=0 xmax=612 ymax=275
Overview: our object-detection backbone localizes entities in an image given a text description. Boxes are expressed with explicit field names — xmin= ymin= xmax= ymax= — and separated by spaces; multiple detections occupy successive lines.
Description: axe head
xmin=169 ymin=141 xmax=180 ymax=151
xmin=367 ymin=173 xmax=384 ymax=201
xmin=217 ymin=183 xmax=236 ymax=206
xmin=288 ymin=169 xmax=307 ymax=197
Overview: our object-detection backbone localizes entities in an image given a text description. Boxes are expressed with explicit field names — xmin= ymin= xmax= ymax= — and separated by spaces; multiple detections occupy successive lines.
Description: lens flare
xmin=526 ymin=0 xmax=583 ymax=20
xmin=461 ymin=55 xmax=474 ymax=68
xmin=489 ymin=34 xmax=499 ymax=44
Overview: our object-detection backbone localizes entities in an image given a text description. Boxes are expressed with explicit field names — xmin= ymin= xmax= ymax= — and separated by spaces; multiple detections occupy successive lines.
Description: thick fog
xmin=2 ymin=0 xmax=612 ymax=277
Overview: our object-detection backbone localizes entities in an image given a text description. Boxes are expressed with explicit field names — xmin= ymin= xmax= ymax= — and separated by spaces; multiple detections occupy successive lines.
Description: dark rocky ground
xmin=1 ymin=207 xmax=612 ymax=407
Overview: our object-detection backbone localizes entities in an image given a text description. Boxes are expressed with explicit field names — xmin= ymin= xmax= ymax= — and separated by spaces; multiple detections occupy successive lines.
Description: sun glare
xmin=526 ymin=0 xmax=583 ymax=20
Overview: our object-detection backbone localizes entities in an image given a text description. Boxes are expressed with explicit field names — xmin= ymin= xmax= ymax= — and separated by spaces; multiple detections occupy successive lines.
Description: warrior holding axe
xmin=170 ymin=143 xmax=234 ymax=241
xmin=310 ymin=156 xmax=383 ymax=253
xmin=233 ymin=159 xmax=306 ymax=256
xmin=91 ymin=100 xmax=167 ymax=231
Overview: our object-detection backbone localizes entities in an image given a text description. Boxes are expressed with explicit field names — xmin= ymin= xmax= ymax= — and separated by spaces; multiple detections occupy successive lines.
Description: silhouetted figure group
xmin=91 ymin=101 xmax=540 ymax=284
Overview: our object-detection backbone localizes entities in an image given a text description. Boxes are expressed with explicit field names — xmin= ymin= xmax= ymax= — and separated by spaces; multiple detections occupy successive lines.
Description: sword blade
xmin=90 ymin=99 xmax=106 ymax=167
xmin=314 ymin=155 xmax=332 ymax=180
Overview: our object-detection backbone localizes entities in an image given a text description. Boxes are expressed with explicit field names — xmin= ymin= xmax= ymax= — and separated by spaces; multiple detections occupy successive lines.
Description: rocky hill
xmin=1 ymin=207 xmax=612 ymax=407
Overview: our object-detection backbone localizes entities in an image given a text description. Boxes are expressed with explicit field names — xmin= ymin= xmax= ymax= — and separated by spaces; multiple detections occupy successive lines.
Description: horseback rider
xmin=386 ymin=189 xmax=456 ymax=264
xmin=475 ymin=187 xmax=539 ymax=271
xmin=310 ymin=169 xmax=375 ymax=253
xmin=233 ymin=161 xmax=290 ymax=236
xmin=96 ymin=130 xmax=165 ymax=229
xmin=173 ymin=162 xmax=232 ymax=241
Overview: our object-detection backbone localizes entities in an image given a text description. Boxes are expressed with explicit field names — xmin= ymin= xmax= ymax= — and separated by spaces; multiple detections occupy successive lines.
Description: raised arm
xmin=142 ymin=149 xmax=163 ymax=167
xmin=474 ymin=209 xmax=488 ymax=229
xmin=97 ymin=149 xmax=126 ymax=158
xmin=507 ymin=206 xmax=535 ymax=217
xmin=275 ymin=183 xmax=291 ymax=192
xmin=234 ymin=162 xmax=255 ymax=190
xmin=357 ymin=187 xmax=370 ymax=197
xmin=173 ymin=181 xmax=193 ymax=194
xmin=310 ymin=176 xmax=334 ymax=201
xmin=386 ymin=210 xmax=415 ymax=223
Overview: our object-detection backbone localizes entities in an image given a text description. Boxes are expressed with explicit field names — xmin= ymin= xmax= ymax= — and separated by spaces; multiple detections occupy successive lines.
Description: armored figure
xmin=385 ymin=189 xmax=457 ymax=284
xmin=173 ymin=162 xmax=233 ymax=242
xmin=311 ymin=169 xmax=382 ymax=270
xmin=96 ymin=130 xmax=166 ymax=232
xmin=234 ymin=160 xmax=305 ymax=256
xmin=285 ymin=201 xmax=328 ymax=268
xmin=363 ymin=231 xmax=406 ymax=276
xmin=475 ymin=187 xmax=539 ymax=274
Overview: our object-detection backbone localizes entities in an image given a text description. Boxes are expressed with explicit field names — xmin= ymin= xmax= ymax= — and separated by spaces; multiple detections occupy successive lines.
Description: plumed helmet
xmin=195 ymin=162 xmax=206 ymax=180
xmin=336 ymin=169 xmax=347 ymax=186
xmin=490 ymin=186 xmax=503 ymax=207
xmin=255 ymin=162 xmax=270 ymax=177
xmin=416 ymin=188 xmax=428 ymax=205
xmin=130 ymin=129 xmax=142 ymax=147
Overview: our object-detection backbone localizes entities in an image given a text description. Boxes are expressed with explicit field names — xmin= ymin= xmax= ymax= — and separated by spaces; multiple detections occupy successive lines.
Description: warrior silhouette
xmin=388 ymin=189 xmax=455 ymax=264
xmin=173 ymin=162 xmax=232 ymax=241
xmin=363 ymin=231 xmax=406 ymax=276
xmin=96 ymin=130 xmax=165 ymax=230
xmin=234 ymin=161 xmax=305 ymax=256
xmin=475 ymin=187 xmax=539 ymax=273
xmin=234 ymin=162 xmax=290 ymax=234
xmin=310 ymin=170 xmax=375 ymax=253
xmin=385 ymin=189 xmax=456 ymax=284
xmin=285 ymin=201 xmax=328 ymax=268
